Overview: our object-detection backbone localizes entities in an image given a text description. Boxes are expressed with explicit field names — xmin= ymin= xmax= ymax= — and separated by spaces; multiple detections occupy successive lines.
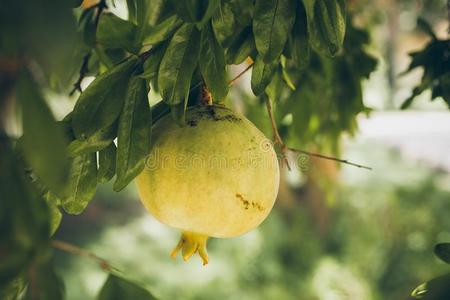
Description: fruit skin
xmin=136 ymin=105 xmax=280 ymax=263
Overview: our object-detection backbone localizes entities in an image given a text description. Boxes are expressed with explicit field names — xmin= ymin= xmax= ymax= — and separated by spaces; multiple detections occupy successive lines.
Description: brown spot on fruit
xmin=235 ymin=193 xmax=264 ymax=211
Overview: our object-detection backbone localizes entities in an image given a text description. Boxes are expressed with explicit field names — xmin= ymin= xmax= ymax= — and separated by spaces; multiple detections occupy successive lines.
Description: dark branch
xmin=228 ymin=63 xmax=254 ymax=86
xmin=69 ymin=0 xmax=107 ymax=96
xmin=287 ymin=147 xmax=372 ymax=170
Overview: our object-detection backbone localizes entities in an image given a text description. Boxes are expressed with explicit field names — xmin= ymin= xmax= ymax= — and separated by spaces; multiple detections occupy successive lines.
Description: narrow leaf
xmin=225 ymin=26 xmax=255 ymax=65
xmin=251 ymin=55 xmax=277 ymax=96
xmin=253 ymin=0 xmax=296 ymax=63
xmin=126 ymin=0 xmax=137 ymax=24
xmin=114 ymin=76 xmax=151 ymax=192
xmin=72 ymin=57 xmax=137 ymax=139
xmin=199 ymin=24 xmax=228 ymax=102
xmin=98 ymin=143 xmax=117 ymax=184
xmin=97 ymin=13 xmax=139 ymax=54
xmin=211 ymin=0 xmax=253 ymax=47
xmin=196 ymin=0 xmax=220 ymax=29
xmin=62 ymin=153 xmax=97 ymax=215
xmin=281 ymin=56 xmax=296 ymax=90
xmin=142 ymin=15 xmax=183 ymax=45
xmin=303 ymin=0 xmax=346 ymax=56
xmin=169 ymin=0 xmax=203 ymax=23
xmin=291 ymin=1 xmax=310 ymax=69
xmin=265 ymin=66 xmax=284 ymax=101
xmin=67 ymin=123 xmax=117 ymax=156
xmin=17 ymin=70 xmax=69 ymax=196
xmin=158 ymin=23 xmax=200 ymax=110
xmin=141 ymin=42 xmax=168 ymax=80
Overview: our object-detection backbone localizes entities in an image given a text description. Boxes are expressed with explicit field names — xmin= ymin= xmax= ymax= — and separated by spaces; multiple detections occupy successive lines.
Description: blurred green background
xmin=53 ymin=130 xmax=450 ymax=300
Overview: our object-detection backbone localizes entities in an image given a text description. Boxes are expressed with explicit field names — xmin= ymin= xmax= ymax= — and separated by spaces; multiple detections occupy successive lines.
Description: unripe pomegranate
xmin=136 ymin=105 xmax=279 ymax=265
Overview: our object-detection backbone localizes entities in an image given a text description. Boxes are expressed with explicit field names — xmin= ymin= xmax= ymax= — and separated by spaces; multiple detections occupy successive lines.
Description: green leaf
xmin=435 ymin=243 xmax=450 ymax=264
xmin=25 ymin=262 xmax=65 ymax=300
xmin=411 ymin=273 xmax=450 ymax=300
xmin=141 ymin=42 xmax=168 ymax=80
xmin=0 ymin=139 xmax=50 ymax=288
xmin=47 ymin=202 xmax=62 ymax=236
xmin=127 ymin=0 xmax=137 ymax=23
xmin=169 ymin=0 xmax=217 ymax=26
xmin=303 ymin=0 xmax=347 ymax=56
xmin=98 ymin=143 xmax=117 ymax=184
xmin=97 ymin=274 xmax=157 ymax=300
xmin=114 ymin=76 xmax=151 ymax=192
xmin=253 ymin=0 xmax=296 ymax=63
xmin=79 ymin=8 xmax=97 ymax=49
xmin=158 ymin=23 xmax=200 ymax=110
xmin=225 ymin=26 xmax=255 ymax=65
xmin=142 ymin=15 xmax=183 ymax=45
xmin=251 ymin=55 xmax=277 ymax=96
xmin=61 ymin=153 xmax=97 ymax=215
xmin=196 ymin=0 xmax=220 ymax=29
xmin=291 ymin=1 xmax=310 ymax=69
xmin=401 ymin=39 xmax=450 ymax=108
xmin=199 ymin=24 xmax=228 ymax=102
xmin=211 ymin=0 xmax=253 ymax=47
xmin=72 ymin=57 xmax=137 ymax=140
xmin=265 ymin=66 xmax=284 ymax=101
xmin=281 ymin=56 xmax=296 ymax=90
xmin=97 ymin=13 xmax=139 ymax=54
xmin=67 ymin=123 xmax=117 ymax=156
xmin=16 ymin=69 xmax=69 ymax=197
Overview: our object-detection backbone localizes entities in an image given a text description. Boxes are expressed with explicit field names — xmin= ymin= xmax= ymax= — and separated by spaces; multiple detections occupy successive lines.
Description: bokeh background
xmin=13 ymin=0 xmax=448 ymax=299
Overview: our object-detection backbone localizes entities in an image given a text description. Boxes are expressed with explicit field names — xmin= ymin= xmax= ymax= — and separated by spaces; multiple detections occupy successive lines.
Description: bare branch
xmin=264 ymin=95 xmax=371 ymax=171
xmin=265 ymin=96 xmax=291 ymax=170
xmin=228 ymin=63 xmax=254 ymax=86
xmin=69 ymin=53 xmax=91 ymax=96
xmin=69 ymin=0 xmax=107 ymax=96
xmin=52 ymin=240 xmax=119 ymax=272
xmin=287 ymin=147 xmax=372 ymax=170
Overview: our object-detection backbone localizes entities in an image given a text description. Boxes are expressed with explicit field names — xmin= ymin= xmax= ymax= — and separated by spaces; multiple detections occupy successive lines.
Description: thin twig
xmin=265 ymin=96 xmax=291 ymax=170
xmin=287 ymin=147 xmax=372 ymax=170
xmin=69 ymin=0 xmax=107 ymax=96
xmin=52 ymin=240 xmax=118 ymax=272
xmin=69 ymin=53 xmax=91 ymax=96
xmin=228 ymin=63 xmax=254 ymax=86
xmin=264 ymin=95 xmax=371 ymax=171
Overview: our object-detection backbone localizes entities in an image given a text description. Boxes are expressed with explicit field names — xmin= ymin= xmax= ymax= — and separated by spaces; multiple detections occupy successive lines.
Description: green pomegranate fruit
xmin=136 ymin=105 xmax=280 ymax=265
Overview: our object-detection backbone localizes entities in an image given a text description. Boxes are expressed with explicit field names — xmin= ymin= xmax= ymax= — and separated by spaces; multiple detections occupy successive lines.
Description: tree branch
xmin=264 ymin=95 xmax=371 ymax=171
xmin=69 ymin=0 xmax=107 ymax=96
xmin=265 ymin=96 xmax=291 ymax=170
xmin=69 ymin=53 xmax=91 ymax=96
xmin=228 ymin=63 xmax=254 ymax=86
xmin=287 ymin=147 xmax=372 ymax=170
xmin=52 ymin=240 xmax=118 ymax=272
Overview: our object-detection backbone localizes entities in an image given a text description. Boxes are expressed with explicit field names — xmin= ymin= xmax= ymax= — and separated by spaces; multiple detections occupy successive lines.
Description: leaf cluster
xmin=400 ymin=18 xmax=450 ymax=109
